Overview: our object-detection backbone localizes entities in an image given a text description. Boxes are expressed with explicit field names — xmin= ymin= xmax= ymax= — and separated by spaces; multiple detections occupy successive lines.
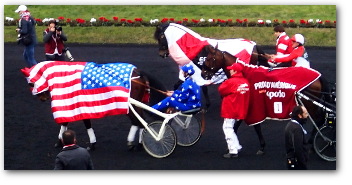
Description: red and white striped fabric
xmin=165 ymin=23 xmax=256 ymax=66
xmin=21 ymin=61 xmax=134 ymax=123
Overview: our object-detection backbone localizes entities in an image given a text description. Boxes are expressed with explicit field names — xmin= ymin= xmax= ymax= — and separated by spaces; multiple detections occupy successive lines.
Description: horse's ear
xmin=215 ymin=43 xmax=218 ymax=49
xmin=21 ymin=67 xmax=31 ymax=77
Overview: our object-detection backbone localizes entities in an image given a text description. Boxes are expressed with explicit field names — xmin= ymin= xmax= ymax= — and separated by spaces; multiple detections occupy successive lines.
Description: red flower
xmin=99 ymin=17 xmax=105 ymax=21
xmin=127 ymin=19 xmax=133 ymax=23
xmin=183 ymin=18 xmax=188 ymax=22
xmin=243 ymin=19 xmax=248 ymax=22
xmin=120 ymin=18 xmax=126 ymax=22
xmin=300 ymin=19 xmax=306 ymax=24
xmin=176 ymin=21 xmax=182 ymax=24
xmin=113 ymin=16 xmax=118 ymax=21
xmin=334 ymin=21 xmax=336 ymax=23
xmin=35 ymin=18 xmax=42 ymax=22
xmin=228 ymin=19 xmax=232 ymax=22
xmin=161 ymin=18 xmax=168 ymax=23
xmin=282 ymin=20 xmax=287 ymax=24
xmin=66 ymin=18 xmax=71 ymax=23
xmin=325 ymin=20 xmax=331 ymax=23
xmin=58 ymin=16 xmax=65 ymax=20
xmin=170 ymin=18 xmax=175 ymax=21
xmin=289 ymin=19 xmax=295 ymax=23
xmin=192 ymin=19 xmax=199 ymax=23
xmin=76 ymin=18 xmax=85 ymax=24
xmin=134 ymin=18 xmax=143 ymax=22
xmin=273 ymin=19 xmax=278 ymax=22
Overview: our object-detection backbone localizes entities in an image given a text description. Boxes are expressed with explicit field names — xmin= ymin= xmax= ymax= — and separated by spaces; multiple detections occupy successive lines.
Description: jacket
xmin=43 ymin=28 xmax=67 ymax=55
xmin=54 ymin=144 xmax=94 ymax=170
xmin=285 ymin=120 xmax=309 ymax=167
xmin=18 ymin=15 xmax=37 ymax=45
xmin=218 ymin=73 xmax=250 ymax=119
xmin=274 ymin=46 xmax=305 ymax=66
xmin=276 ymin=32 xmax=293 ymax=55
xmin=172 ymin=77 xmax=202 ymax=109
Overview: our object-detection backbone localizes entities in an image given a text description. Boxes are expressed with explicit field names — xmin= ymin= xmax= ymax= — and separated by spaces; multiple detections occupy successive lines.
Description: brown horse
xmin=201 ymin=45 xmax=334 ymax=154
xmin=153 ymin=23 xmax=268 ymax=108
xmin=21 ymin=61 xmax=166 ymax=151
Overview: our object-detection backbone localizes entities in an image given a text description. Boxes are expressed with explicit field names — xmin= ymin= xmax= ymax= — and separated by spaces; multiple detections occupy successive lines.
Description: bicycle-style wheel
xmin=170 ymin=114 xmax=201 ymax=146
xmin=313 ymin=125 xmax=336 ymax=161
xmin=142 ymin=121 xmax=177 ymax=158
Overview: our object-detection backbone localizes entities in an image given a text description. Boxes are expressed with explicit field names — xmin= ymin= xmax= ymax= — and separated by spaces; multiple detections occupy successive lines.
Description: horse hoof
xmin=134 ymin=143 xmax=143 ymax=151
xmin=87 ymin=143 xmax=96 ymax=151
xmin=54 ymin=140 xmax=63 ymax=148
xmin=256 ymin=150 xmax=265 ymax=155
xmin=127 ymin=141 xmax=135 ymax=151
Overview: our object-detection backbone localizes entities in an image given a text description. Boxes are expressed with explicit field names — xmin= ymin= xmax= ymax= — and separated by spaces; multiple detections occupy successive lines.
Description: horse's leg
xmin=83 ymin=119 xmax=96 ymax=151
xmin=55 ymin=122 xmax=68 ymax=148
xmin=253 ymin=124 xmax=265 ymax=155
xmin=201 ymin=86 xmax=211 ymax=109
xmin=126 ymin=107 xmax=144 ymax=151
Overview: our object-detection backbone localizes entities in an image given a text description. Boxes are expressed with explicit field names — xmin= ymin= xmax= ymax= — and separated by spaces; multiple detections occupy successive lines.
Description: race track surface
xmin=4 ymin=43 xmax=336 ymax=170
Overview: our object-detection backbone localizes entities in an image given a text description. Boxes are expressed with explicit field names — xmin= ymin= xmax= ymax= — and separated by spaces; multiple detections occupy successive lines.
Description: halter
xmin=202 ymin=47 xmax=225 ymax=79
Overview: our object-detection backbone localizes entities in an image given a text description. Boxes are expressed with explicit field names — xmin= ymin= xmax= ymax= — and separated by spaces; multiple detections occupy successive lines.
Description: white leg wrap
xmin=58 ymin=125 xmax=68 ymax=139
xmin=138 ymin=128 xmax=144 ymax=143
xmin=127 ymin=125 xmax=139 ymax=142
xmin=222 ymin=118 xmax=241 ymax=154
xmin=87 ymin=128 xmax=96 ymax=143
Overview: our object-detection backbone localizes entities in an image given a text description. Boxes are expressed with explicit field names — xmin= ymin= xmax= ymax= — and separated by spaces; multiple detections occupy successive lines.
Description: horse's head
xmin=154 ymin=23 xmax=170 ymax=58
xmin=21 ymin=67 xmax=51 ymax=102
xmin=201 ymin=44 xmax=224 ymax=80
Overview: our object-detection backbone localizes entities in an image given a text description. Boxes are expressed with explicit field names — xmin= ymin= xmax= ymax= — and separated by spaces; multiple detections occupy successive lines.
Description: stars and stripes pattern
xmin=21 ymin=61 xmax=135 ymax=123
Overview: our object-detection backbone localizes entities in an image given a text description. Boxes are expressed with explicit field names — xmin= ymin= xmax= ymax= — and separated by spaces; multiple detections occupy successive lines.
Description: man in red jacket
xmin=273 ymin=25 xmax=293 ymax=55
xmin=269 ymin=34 xmax=310 ymax=68
xmin=218 ymin=63 xmax=250 ymax=158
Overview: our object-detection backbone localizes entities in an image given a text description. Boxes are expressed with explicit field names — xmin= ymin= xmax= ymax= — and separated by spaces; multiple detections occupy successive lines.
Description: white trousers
xmin=223 ymin=118 xmax=242 ymax=154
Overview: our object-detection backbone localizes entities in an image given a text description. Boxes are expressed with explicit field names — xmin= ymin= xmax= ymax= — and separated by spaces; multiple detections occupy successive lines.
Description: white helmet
xmin=291 ymin=34 xmax=304 ymax=45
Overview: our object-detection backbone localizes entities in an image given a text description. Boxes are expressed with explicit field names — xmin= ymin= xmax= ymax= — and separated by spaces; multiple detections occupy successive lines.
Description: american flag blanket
xmin=21 ymin=61 xmax=135 ymax=123
xmin=238 ymin=62 xmax=321 ymax=125
xmin=164 ymin=23 xmax=256 ymax=66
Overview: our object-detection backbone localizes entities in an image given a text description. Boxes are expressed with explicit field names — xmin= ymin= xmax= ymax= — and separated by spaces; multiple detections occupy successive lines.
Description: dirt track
xmin=4 ymin=43 xmax=336 ymax=170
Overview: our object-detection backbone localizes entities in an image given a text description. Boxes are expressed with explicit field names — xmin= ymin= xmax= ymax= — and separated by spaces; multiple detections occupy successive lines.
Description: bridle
xmin=202 ymin=48 xmax=225 ymax=80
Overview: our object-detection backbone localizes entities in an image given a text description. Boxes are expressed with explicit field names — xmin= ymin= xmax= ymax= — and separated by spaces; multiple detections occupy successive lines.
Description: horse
xmin=21 ymin=61 xmax=166 ymax=151
xmin=154 ymin=23 xmax=268 ymax=108
xmin=201 ymin=45 xmax=335 ymax=154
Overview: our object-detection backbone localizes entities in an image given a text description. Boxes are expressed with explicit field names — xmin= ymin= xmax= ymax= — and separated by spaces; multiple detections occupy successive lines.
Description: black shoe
xmin=223 ymin=153 xmax=238 ymax=158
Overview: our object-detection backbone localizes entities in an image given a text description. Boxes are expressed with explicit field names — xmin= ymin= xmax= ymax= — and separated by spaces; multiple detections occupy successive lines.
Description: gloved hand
xmin=268 ymin=59 xmax=277 ymax=67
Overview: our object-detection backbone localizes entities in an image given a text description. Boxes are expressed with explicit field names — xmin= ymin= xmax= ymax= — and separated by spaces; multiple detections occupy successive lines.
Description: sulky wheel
xmin=142 ymin=121 xmax=177 ymax=158
xmin=313 ymin=125 xmax=336 ymax=161
xmin=170 ymin=114 xmax=201 ymax=146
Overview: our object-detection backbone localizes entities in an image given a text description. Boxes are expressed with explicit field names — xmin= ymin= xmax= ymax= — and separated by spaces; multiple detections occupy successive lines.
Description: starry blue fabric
xmin=152 ymin=77 xmax=201 ymax=111
xmin=81 ymin=62 xmax=135 ymax=89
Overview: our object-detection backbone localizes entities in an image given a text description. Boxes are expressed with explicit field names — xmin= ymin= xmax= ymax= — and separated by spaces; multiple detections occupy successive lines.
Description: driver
xmin=151 ymin=63 xmax=201 ymax=112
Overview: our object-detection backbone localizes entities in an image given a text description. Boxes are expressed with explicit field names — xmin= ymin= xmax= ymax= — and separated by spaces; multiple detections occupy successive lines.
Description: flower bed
xmin=4 ymin=16 xmax=336 ymax=28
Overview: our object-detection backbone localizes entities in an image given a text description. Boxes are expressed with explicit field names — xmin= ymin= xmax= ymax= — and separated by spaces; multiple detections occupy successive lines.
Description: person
xmin=151 ymin=63 xmax=201 ymax=112
xmin=284 ymin=105 xmax=310 ymax=170
xmin=218 ymin=63 xmax=250 ymax=158
xmin=15 ymin=5 xmax=38 ymax=67
xmin=269 ymin=34 xmax=310 ymax=68
xmin=43 ymin=20 xmax=68 ymax=61
xmin=54 ymin=129 xmax=94 ymax=170
xmin=273 ymin=25 xmax=293 ymax=55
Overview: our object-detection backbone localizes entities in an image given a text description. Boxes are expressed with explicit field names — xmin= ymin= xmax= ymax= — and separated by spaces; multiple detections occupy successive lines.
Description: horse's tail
xmin=139 ymin=70 xmax=167 ymax=106
xmin=319 ymin=75 xmax=335 ymax=105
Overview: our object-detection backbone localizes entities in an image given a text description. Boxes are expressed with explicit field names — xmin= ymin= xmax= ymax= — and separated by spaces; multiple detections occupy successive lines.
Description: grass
xmin=4 ymin=5 xmax=336 ymax=46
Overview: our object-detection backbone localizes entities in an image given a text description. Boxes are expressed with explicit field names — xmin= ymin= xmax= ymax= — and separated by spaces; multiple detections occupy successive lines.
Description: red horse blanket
xmin=239 ymin=63 xmax=321 ymax=125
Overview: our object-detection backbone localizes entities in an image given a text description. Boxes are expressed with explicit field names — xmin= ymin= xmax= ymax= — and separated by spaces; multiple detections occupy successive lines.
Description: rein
xmin=131 ymin=79 xmax=168 ymax=95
